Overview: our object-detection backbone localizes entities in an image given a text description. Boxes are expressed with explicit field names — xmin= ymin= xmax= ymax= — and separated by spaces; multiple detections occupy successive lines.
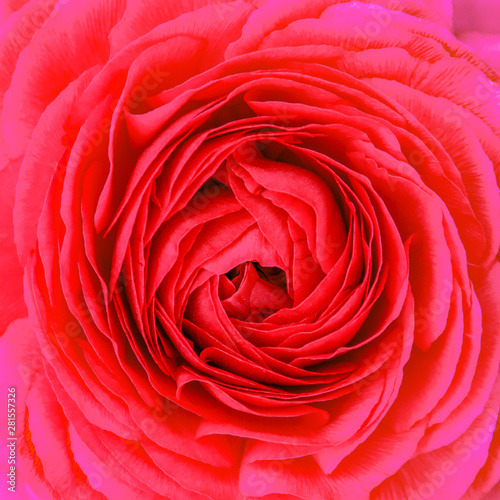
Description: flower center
xmin=219 ymin=262 xmax=292 ymax=323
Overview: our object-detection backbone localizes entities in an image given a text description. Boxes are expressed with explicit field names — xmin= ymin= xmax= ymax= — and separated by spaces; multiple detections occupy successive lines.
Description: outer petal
xmin=424 ymin=0 xmax=453 ymax=29
xmin=1 ymin=0 xmax=125 ymax=163
xmin=0 ymin=161 xmax=26 ymax=334
xmin=0 ymin=0 xmax=31 ymax=28
xmin=373 ymin=377 xmax=499 ymax=499
xmin=0 ymin=318 xmax=154 ymax=499
xmin=0 ymin=0 xmax=58 ymax=169
xmin=0 ymin=319 xmax=77 ymax=499
xmin=108 ymin=0 xmax=266 ymax=56
xmin=482 ymin=481 xmax=500 ymax=499
xmin=458 ymin=32 xmax=500 ymax=73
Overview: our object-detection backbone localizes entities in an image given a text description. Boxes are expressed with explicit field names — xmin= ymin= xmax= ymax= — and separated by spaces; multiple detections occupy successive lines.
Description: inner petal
xmin=221 ymin=262 xmax=293 ymax=322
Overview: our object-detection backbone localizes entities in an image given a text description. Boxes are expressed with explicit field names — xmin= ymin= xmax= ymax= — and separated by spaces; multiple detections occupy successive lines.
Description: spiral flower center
xmin=220 ymin=262 xmax=292 ymax=322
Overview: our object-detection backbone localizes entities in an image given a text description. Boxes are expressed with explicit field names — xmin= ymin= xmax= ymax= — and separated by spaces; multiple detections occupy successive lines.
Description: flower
xmin=0 ymin=1 xmax=499 ymax=499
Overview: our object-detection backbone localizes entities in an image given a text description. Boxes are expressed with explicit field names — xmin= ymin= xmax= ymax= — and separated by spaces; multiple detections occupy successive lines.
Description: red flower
xmin=0 ymin=1 xmax=499 ymax=498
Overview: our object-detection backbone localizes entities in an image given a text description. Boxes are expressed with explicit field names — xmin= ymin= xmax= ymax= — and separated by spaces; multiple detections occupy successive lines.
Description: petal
xmin=0 ymin=319 xmax=99 ymax=498
xmin=226 ymin=0 xmax=455 ymax=60
xmin=482 ymin=481 xmax=500 ymax=499
xmin=424 ymin=0 xmax=453 ymax=28
xmin=1 ymin=0 xmax=125 ymax=162
xmin=461 ymin=378 xmax=500 ymax=499
xmin=108 ymin=0 xmax=261 ymax=56
xmin=14 ymin=66 xmax=99 ymax=265
xmin=0 ymin=160 xmax=26 ymax=334
xmin=373 ymin=376 xmax=499 ymax=499
xmin=0 ymin=0 xmax=31 ymax=27
xmin=416 ymin=262 xmax=500 ymax=452
xmin=0 ymin=0 xmax=58 ymax=167
xmin=458 ymin=32 xmax=500 ymax=73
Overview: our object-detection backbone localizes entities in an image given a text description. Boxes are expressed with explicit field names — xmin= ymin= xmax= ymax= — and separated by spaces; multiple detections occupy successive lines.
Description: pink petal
xmin=458 ymin=32 xmax=500 ymax=73
xmin=461 ymin=378 xmax=500 ymax=499
xmin=108 ymin=0 xmax=260 ymax=57
xmin=227 ymin=0 xmax=456 ymax=60
xmin=0 ymin=161 xmax=26 ymax=334
xmin=373 ymin=375 xmax=500 ymax=499
xmin=1 ymin=0 xmax=125 ymax=162
xmin=482 ymin=481 xmax=500 ymax=499
xmin=0 ymin=319 xmax=99 ymax=498
xmin=0 ymin=0 xmax=32 ymax=29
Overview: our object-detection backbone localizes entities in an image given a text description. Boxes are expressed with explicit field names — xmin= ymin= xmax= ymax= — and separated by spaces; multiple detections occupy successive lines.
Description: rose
xmin=0 ymin=0 xmax=499 ymax=499
xmin=1 ymin=1 xmax=499 ymax=499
